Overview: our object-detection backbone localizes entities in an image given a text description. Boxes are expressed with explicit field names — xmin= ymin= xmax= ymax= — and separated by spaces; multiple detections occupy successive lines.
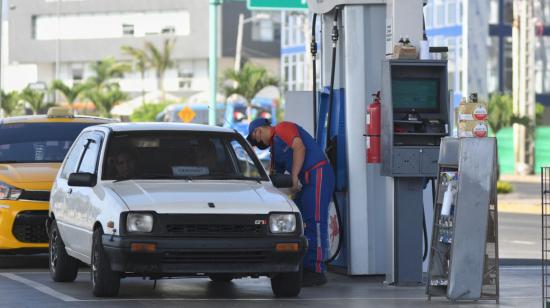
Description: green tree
xmin=487 ymin=93 xmax=514 ymax=135
xmin=0 ymin=90 xmax=20 ymax=117
xmin=87 ymin=57 xmax=131 ymax=89
xmin=20 ymin=87 xmax=53 ymax=115
xmin=86 ymin=84 xmax=127 ymax=118
xmin=221 ymin=63 xmax=279 ymax=121
xmin=51 ymin=80 xmax=93 ymax=105
xmin=130 ymin=102 xmax=170 ymax=122
xmin=536 ymin=103 xmax=545 ymax=126
xmin=144 ymin=39 xmax=175 ymax=100
xmin=121 ymin=45 xmax=149 ymax=102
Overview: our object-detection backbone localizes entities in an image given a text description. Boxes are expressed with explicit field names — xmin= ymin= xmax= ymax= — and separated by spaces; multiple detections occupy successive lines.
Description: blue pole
xmin=209 ymin=0 xmax=222 ymax=126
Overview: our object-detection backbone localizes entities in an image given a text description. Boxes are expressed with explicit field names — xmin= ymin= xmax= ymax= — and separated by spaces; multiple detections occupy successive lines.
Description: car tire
xmin=208 ymin=274 xmax=234 ymax=283
xmin=49 ymin=220 xmax=79 ymax=282
xmin=91 ymin=228 xmax=120 ymax=297
xmin=270 ymin=265 xmax=302 ymax=297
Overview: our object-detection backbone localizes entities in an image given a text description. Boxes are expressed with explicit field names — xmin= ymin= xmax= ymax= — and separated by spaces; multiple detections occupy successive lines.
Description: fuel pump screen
xmin=392 ymin=78 xmax=440 ymax=112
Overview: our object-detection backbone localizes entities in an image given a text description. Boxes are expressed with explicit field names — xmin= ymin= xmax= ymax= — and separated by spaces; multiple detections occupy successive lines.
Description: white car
xmin=47 ymin=123 xmax=306 ymax=297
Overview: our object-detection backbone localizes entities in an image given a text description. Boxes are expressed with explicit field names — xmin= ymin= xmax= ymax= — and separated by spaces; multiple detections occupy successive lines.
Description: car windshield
xmin=0 ymin=122 xmax=100 ymax=163
xmin=102 ymin=131 xmax=268 ymax=181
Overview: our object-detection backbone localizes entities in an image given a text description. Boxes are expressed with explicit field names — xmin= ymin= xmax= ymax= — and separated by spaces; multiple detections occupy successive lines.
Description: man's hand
xmin=291 ymin=175 xmax=302 ymax=193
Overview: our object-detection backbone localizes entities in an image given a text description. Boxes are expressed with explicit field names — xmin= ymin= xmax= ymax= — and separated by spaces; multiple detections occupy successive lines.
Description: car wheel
xmin=208 ymin=274 xmax=234 ymax=283
xmin=49 ymin=220 xmax=79 ymax=282
xmin=270 ymin=265 xmax=302 ymax=297
xmin=91 ymin=228 xmax=120 ymax=297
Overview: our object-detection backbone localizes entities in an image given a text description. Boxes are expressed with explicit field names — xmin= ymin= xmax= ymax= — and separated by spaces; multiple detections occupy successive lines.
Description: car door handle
xmin=66 ymin=188 xmax=73 ymax=195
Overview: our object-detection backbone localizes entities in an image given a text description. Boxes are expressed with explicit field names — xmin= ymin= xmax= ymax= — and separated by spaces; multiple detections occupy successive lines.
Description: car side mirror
xmin=68 ymin=172 xmax=97 ymax=187
xmin=270 ymin=174 xmax=293 ymax=188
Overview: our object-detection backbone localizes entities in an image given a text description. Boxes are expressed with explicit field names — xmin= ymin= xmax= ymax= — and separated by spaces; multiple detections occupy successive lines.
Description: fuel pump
xmin=306 ymin=0 xmax=426 ymax=277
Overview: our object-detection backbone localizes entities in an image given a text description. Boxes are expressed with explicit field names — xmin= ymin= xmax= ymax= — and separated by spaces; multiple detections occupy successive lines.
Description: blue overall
xmin=271 ymin=123 xmax=335 ymax=273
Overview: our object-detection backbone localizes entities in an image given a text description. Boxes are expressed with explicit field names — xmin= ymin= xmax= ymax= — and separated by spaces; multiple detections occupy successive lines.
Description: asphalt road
xmin=0 ymin=211 xmax=542 ymax=307
xmin=499 ymin=212 xmax=541 ymax=261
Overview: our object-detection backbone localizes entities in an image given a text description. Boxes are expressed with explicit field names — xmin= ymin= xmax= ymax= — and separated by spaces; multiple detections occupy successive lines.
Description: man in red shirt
xmin=248 ymin=118 xmax=335 ymax=286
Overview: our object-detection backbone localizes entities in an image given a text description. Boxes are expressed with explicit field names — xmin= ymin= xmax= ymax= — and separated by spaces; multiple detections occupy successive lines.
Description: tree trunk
xmin=141 ymin=70 xmax=146 ymax=105
xmin=157 ymin=71 xmax=165 ymax=102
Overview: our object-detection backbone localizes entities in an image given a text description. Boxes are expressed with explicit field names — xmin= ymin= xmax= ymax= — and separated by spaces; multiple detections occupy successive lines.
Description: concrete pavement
xmin=0 ymin=255 xmax=542 ymax=308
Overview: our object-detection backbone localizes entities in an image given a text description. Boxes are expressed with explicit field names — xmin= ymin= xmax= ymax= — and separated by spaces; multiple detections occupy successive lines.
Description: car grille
xmin=166 ymin=224 xmax=264 ymax=236
xmin=19 ymin=190 xmax=50 ymax=202
xmin=158 ymin=214 xmax=269 ymax=237
xmin=12 ymin=211 xmax=49 ymax=243
xmin=163 ymin=250 xmax=269 ymax=264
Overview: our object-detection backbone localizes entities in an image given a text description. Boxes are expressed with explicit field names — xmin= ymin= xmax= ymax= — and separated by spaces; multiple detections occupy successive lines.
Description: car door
xmin=66 ymin=132 xmax=103 ymax=257
xmin=54 ymin=133 xmax=89 ymax=255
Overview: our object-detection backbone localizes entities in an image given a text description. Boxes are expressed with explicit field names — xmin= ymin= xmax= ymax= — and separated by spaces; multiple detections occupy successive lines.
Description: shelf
xmin=394 ymin=120 xmax=423 ymax=124
xmin=394 ymin=132 xmax=447 ymax=136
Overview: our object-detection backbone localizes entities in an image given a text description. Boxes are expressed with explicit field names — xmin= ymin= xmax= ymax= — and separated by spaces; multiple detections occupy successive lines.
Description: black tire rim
xmin=49 ymin=228 xmax=58 ymax=272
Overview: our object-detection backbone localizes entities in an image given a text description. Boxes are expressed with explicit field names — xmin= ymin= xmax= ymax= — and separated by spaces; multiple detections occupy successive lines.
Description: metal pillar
xmin=209 ymin=0 xmax=221 ymax=126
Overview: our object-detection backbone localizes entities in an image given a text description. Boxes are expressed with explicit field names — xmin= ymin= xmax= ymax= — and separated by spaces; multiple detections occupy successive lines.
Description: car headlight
xmin=127 ymin=213 xmax=154 ymax=232
xmin=0 ymin=181 xmax=22 ymax=200
xmin=269 ymin=213 xmax=297 ymax=233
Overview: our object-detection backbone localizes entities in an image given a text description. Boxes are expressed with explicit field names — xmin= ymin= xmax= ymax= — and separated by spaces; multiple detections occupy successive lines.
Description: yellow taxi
xmin=0 ymin=108 xmax=115 ymax=254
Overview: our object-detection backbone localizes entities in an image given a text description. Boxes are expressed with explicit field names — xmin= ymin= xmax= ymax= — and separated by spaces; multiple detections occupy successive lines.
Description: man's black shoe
xmin=302 ymin=271 xmax=327 ymax=287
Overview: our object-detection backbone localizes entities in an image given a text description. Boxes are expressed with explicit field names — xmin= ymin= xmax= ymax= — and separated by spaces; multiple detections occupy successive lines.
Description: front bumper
xmin=102 ymin=235 xmax=307 ymax=276
xmin=0 ymin=200 xmax=49 ymax=251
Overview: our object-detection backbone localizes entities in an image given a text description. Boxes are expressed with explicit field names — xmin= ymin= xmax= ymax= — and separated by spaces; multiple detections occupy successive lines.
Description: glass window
xmin=435 ymin=1 xmax=445 ymax=26
xmin=447 ymin=0 xmax=457 ymax=25
xmin=504 ymin=37 xmax=513 ymax=92
xmin=487 ymin=37 xmax=499 ymax=93
xmin=489 ymin=0 xmax=499 ymax=24
xmin=230 ymin=140 xmax=262 ymax=178
xmin=424 ymin=3 xmax=434 ymax=29
xmin=60 ymin=136 xmax=87 ymax=179
xmin=122 ymin=24 xmax=134 ymax=36
xmin=77 ymin=134 xmax=103 ymax=174
xmin=0 ymin=122 xmax=104 ymax=164
xmin=102 ymin=131 xmax=267 ymax=181
xmin=536 ymin=36 xmax=550 ymax=93
xmin=504 ymin=0 xmax=514 ymax=24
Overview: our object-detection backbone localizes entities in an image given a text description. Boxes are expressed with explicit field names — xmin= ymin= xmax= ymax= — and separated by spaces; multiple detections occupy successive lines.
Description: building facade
xmin=425 ymin=0 xmax=550 ymax=108
xmin=6 ymin=0 xmax=281 ymax=99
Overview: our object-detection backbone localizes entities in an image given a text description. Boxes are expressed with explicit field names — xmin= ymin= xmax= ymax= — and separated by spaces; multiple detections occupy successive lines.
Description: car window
xmin=60 ymin=134 xmax=89 ymax=179
xmin=0 ymin=122 xmax=102 ymax=163
xmin=102 ymin=131 xmax=267 ymax=181
xmin=77 ymin=133 xmax=103 ymax=174
xmin=230 ymin=140 xmax=261 ymax=178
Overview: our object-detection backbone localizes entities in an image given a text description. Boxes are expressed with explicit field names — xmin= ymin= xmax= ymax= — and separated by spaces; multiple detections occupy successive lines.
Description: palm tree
xmin=0 ymin=90 xmax=20 ymax=117
xmin=87 ymin=57 xmax=131 ymax=89
xmin=221 ymin=62 xmax=279 ymax=121
xmin=51 ymin=80 xmax=93 ymax=105
xmin=144 ymin=39 xmax=175 ymax=100
xmin=20 ymin=87 xmax=51 ymax=115
xmin=85 ymin=84 xmax=127 ymax=118
xmin=121 ymin=45 xmax=149 ymax=103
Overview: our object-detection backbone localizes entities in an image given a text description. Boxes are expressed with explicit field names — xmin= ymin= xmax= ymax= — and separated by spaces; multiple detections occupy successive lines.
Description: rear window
xmin=0 ymin=122 xmax=100 ymax=163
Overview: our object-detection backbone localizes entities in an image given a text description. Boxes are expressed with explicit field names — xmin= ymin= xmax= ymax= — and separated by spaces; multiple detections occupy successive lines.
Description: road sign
xmin=178 ymin=106 xmax=196 ymax=123
xmin=247 ymin=0 xmax=307 ymax=10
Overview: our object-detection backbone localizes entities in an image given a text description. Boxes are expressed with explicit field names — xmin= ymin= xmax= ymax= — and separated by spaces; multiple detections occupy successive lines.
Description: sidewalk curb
xmin=499 ymin=203 xmax=540 ymax=215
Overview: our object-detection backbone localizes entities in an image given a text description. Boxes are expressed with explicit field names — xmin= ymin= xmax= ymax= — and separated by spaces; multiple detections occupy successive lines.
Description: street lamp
xmin=234 ymin=13 xmax=270 ymax=72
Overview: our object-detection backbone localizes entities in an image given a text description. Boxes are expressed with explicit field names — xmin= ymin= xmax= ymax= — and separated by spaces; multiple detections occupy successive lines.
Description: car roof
xmin=94 ymin=122 xmax=236 ymax=133
xmin=0 ymin=114 xmax=116 ymax=124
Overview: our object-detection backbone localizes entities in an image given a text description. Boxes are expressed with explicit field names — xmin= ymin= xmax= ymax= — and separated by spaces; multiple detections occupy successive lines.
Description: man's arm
xmin=290 ymin=137 xmax=306 ymax=189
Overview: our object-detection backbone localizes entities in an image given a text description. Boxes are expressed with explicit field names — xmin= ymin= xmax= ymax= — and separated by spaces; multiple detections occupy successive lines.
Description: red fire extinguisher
xmin=366 ymin=91 xmax=381 ymax=163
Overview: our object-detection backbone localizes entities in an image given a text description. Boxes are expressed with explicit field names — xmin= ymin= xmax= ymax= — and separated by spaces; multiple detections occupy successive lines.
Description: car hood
xmin=0 ymin=163 xmax=61 ymax=189
xmin=106 ymin=180 xmax=295 ymax=214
